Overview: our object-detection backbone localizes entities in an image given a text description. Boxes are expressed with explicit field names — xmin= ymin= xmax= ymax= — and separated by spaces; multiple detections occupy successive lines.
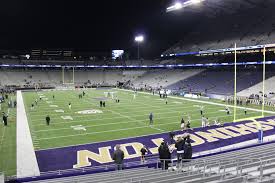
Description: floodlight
xmin=135 ymin=35 xmax=144 ymax=43
xmin=191 ymin=0 xmax=202 ymax=4
xmin=174 ymin=2 xmax=183 ymax=9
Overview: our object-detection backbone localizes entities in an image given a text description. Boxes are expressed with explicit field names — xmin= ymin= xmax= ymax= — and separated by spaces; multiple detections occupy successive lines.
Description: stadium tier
xmin=162 ymin=3 xmax=275 ymax=57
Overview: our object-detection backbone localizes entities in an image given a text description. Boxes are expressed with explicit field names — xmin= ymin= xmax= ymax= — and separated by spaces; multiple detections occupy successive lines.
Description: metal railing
xmin=7 ymin=156 xmax=275 ymax=182
xmin=158 ymin=157 xmax=266 ymax=181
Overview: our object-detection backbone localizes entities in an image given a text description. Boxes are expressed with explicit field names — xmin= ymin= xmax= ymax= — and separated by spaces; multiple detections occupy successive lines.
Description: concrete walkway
xmin=16 ymin=91 xmax=40 ymax=178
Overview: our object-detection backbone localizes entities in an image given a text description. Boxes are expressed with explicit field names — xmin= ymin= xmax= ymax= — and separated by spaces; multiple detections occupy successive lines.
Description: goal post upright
xmin=61 ymin=66 xmax=75 ymax=85
xmin=62 ymin=66 xmax=65 ymax=85
xmin=262 ymin=46 xmax=266 ymax=117
xmin=233 ymin=43 xmax=237 ymax=122
xmin=233 ymin=44 xmax=267 ymax=122
xmin=72 ymin=66 xmax=75 ymax=84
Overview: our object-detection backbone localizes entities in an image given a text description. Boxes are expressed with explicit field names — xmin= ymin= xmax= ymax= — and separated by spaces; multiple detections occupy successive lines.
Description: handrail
xmin=7 ymin=156 xmax=271 ymax=181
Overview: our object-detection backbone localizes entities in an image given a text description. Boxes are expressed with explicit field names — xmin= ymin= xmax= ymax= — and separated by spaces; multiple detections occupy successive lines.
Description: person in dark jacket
xmin=169 ymin=131 xmax=175 ymax=144
xmin=2 ymin=112 xmax=8 ymax=126
xmin=140 ymin=145 xmax=148 ymax=163
xmin=175 ymin=136 xmax=185 ymax=167
xmin=112 ymin=144 xmax=125 ymax=170
xmin=46 ymin=115 xmax=50 ymax=126
xmin=184 ymin=141 xmax=192 ymax=161
xmin=158 ymin=141 xmax=171 ymax=170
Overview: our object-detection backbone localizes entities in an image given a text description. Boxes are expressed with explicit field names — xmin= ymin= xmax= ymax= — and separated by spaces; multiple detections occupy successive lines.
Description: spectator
xmin=184 ymin=141 xmax=192 ymax=162
xmin=112 ymin=144 xmax=124 ymax=170
xmin=140 ymin=145 xmax=148 ymax=163
xmin=175 ymin=136 xmax=185 ymax=167
xmin=158 ymin=141 xmax=171 ymax=170
xmin=169 ymin=131 xmax=175 ymax=144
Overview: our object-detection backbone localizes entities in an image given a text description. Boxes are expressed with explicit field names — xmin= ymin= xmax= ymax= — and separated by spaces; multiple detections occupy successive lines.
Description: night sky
xmin=0 ymin=0 xmax=198 ymax=59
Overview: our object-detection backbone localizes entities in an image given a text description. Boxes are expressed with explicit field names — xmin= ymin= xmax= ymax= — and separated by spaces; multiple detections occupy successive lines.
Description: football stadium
xmin=1 ymin=0 xmax=275 ymax=182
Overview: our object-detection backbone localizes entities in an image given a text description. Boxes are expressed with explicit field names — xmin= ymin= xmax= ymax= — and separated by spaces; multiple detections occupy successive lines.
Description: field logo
xmin=71 ymin=125 xmax=86 ymax=131
xmin=76 ymin=109 xmax=103 ymax=115
xmin=61 ymin=116 xmax=73 ymax=120
xmin=55 ymin=109 xmax=65 ymax=113
xmin=173 ymin=101 xmax=182 ymax=104
xmin=50 ymin=105 xmax=59 ymax=108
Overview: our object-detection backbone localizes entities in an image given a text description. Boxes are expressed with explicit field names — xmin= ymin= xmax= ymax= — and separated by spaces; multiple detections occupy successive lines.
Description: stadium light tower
xmin=135 ymin=35 xmax=144 ymax=60
xmin=166 ymin=0 xmax=205 ymax=12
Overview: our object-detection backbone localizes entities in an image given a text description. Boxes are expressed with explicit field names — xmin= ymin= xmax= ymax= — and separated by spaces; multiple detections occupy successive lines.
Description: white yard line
xmin=32 ymin=107 xmax=240 ymax=132
xmin=31 ymin=105 xmax=221 ymax=126
xmin=35 ymin=111 xmax=259 ymax=140
xmin=67 ymin=92 xmax=165 ymax=132
xmin=0 ymin=127 xmax=6 ymax=149
xmin=16 ymin=91 xmax=40 ymax=178
xmin=118 ymin=88 xmax=275 ymax=114
xmin=25 ymin=99 xmax=204 ymax=117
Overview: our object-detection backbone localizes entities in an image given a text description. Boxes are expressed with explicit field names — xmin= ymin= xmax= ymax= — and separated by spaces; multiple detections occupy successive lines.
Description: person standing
xmin=175 ymin=136 xmax=185 ymax=167
xmin=158 ymin=142 xmax=171 ymax=170
xmin=169 ymin=131 xmax=175 ymax=144
xmin=46 ymin=115 xmax=51 ymax=126
xmin=184 ymin=141 xmax=192 ymax=162
xmin=225 ymin=106 xmax=230 ymax=115
xmin=201 ymin=116 xmax=206 ymax=127
xmin=180 ymin=118 xmax=185 ymax=131
xmin=140 ymin=145 xmax=148 ymax=163
xmin=200 ymin=106 xmax=204 ymax=116
xmin=255 ymin=121 xmax=263 ymax=143
xmin=244 ymin=108 xmax=247 ymax=115
xmin=149 ymin=112 xmax=153 ymax=125
xmin=112 ymin=144 xmax=125 ymax=170
xmin=2 ymin=112 xmax=8 ymax=126
xmin=68 ymin=102 xmax=72 ymax=110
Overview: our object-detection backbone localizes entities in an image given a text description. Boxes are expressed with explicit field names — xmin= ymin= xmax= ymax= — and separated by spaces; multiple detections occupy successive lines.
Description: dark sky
xmin=0 ymin=0 xmax=196 ymax=59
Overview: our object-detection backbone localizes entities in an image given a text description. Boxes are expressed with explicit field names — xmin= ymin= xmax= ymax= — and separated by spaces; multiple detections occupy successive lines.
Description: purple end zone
xmin=35 ymin=116 xmax=275 ymax=172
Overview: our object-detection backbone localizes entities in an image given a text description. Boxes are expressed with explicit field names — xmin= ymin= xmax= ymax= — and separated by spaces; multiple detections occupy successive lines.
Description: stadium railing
xmin=8 ymin=155 xmax=160 ymax=182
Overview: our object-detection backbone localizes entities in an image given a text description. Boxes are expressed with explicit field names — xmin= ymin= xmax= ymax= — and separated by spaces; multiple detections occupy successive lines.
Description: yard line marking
xmin=0 ymin=127 xmax=6 ymax=149
xmin=32 ymin=107 xmax=235 ymax=132
xmin=35 ymin=111 xmax=260 ymax=141
xmin=118 ymin=88 xmax=275 ymax=114
xmin=31 ymin=104 xmax=223 ymax=128
xmin=26 ymin=97 xmax=231 ymax=118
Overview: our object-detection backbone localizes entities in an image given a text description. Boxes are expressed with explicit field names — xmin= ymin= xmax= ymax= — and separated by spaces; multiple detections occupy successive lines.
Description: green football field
xmin=22 ymin=88 xmax=275 ymax=150
xmin=0 ymin=95 xmax=16 ymax=176
xmin=1 ymin=88 xmax=275 ymax=176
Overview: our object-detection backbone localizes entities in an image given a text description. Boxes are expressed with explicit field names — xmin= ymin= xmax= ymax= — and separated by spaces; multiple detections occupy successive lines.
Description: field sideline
xmin=22 ymin=88 xmax=275 ymax=150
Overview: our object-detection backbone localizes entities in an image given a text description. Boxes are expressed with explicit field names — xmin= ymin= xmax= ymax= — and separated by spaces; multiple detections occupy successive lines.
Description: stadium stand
xmin=1 ymin=67 xmax=275 ymax=97
xmin=19 ymin=142 xmax=275 ymax=183
xmin=238 ymin=76 xmax=275 ymax=98
xmin=163 ymin=5 xmax=275 ymax=56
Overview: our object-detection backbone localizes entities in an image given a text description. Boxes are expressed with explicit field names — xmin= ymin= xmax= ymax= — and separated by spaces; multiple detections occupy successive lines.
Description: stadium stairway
xmin=18 ymin=142 xmax=275 ymax=183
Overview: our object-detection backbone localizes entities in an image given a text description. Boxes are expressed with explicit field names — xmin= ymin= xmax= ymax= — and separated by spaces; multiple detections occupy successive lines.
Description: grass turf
xmin=22 ymin=89 xmax=275 ymax=150
xmin=0 ymin=95 xmax=17 ymax=176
